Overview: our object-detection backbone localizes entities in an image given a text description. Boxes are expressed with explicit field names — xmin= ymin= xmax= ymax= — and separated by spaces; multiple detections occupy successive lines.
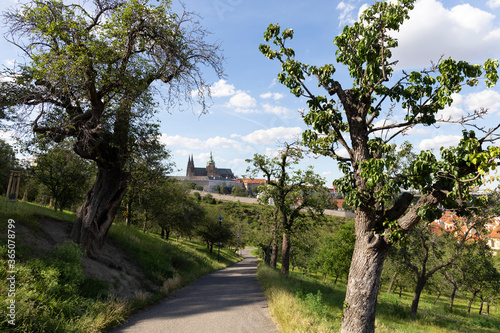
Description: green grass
xmin=257 ymin=261 xmax=500 ymax=332
xmin=0 ymin=198 xmax=241 ymax=332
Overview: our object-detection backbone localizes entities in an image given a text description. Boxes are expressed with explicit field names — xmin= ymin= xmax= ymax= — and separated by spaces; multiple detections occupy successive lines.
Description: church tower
xmin=186 ymin=155 xmax=195 ymax=177
xmin=206 ymin=151 xmax=216 ymax=177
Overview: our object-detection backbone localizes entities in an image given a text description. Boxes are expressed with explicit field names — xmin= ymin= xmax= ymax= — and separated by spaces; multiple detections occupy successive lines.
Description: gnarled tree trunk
xmin=70 ymin=166 xmax=128 ymax=256
xmin=281 ymin=231 xmax=291 ymax=276
xmin=341 ymin=222 xmax=390 ymax=333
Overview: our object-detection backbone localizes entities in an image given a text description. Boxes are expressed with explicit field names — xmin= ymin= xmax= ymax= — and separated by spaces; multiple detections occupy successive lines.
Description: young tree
xmin=144 ymin=179 xmax=203 ymax=240
xmin=309 ymin=221 xmax=356 ymax=284
xmin=0 ymin=139 xmax=18 ymax=195
xmin=0 ymin=0 xmax=223 ymax=255
xmin=389 ymin=221 xmax=458 ymax=318
xmin=32 ymin=143 xmax=95 ymax=211
xmin=196 ymin=207 xmax=233 ymax=254
xmin=246 ymin=142 xmax=328 ymax=275
xmin=260 ymin=1 xmax=500 ymax=331
xmin=123 ymin=134 xmax=173 ymax=226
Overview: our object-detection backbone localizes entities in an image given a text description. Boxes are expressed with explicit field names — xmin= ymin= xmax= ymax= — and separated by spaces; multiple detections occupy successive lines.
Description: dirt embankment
xmin=17 ymin=218 xmax=157 ymax=299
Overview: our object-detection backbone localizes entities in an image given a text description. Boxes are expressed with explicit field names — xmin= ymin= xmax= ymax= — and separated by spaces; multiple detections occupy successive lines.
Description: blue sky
xmin=2 ymin=0 xmax=500 ymax=188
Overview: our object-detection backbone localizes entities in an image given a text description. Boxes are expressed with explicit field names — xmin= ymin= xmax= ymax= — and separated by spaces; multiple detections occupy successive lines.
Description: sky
xmin=1 ymin=0 xmax=500 ymax=188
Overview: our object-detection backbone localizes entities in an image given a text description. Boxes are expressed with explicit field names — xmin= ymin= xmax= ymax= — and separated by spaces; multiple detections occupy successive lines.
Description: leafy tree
xmin=196 ymin=207 xmax=233 ymax=254
xmin=0 ymin=139 xmax=18 ymax=196
xmin=389 ymin=222 xmax=457 ymax=318
xmin=32 ymin=143 xmax=95 ymax=211
xmin=246 ymin=142 xmax=328 ymax=275
xmin=309 ymin=221 xmax=355 ymax=284
xmin=123 ymin=135 xmax=173 ymax=226
xmin=0 ymin=0 xmax=223 ymax=255
xmin=260 ymin=1 xmax=500 ymax=331
xmin=145 ymin=179 xmax=203 ymax=240
xmin=231 ymin=185 xmax=248 ymax=197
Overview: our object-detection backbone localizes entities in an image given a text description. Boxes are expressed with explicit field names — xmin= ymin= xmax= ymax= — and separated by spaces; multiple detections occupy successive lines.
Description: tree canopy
xmin=0 ymin=0 xmax=223 ymax=254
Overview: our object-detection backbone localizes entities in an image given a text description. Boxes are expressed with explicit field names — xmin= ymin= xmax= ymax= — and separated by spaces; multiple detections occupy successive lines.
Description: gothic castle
xmin=186 ymin=152 xmax=235 ymax=179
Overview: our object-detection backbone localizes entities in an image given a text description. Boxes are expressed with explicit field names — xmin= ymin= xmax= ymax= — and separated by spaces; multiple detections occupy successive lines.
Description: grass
xmin=256 ymin=260 xmax=500 ymax=332
xmin=0 ymin=198 xmax=241 ymax=332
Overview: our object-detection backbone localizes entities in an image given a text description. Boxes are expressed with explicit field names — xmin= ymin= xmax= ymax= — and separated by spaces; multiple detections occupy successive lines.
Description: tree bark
xmin=70 ymin=166 xmax=128 ymax=257
xmin=281 ymin=231 xmax=291 ymax=276
xmin=411 ymin=277 xmax=427 ymax=318
xmin=270 ymin=233 xmax=278 ymax=269
xmin=387 ymin=272 xmax=398 ymax=294
xmin=433 ymin=291 xmax=441 ymax=305
xmin=449 ymin=285 xmax=457 ymax=311
xmin=467 ymin=292 xmax=477 ymax=314
xmin=341 ymin=229 xmax=389 ymax=333
xmin=264 ymin=239 xmax=272 ymax=265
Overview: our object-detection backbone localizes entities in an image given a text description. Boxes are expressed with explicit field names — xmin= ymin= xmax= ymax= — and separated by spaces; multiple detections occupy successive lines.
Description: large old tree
xmin=260 ymin=0 xmax=500 ymax=332
xmin=0 ymin=0 xmax=223 ymax=255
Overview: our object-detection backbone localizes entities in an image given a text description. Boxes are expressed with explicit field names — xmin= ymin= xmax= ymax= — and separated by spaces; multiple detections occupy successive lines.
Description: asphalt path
xmin=111 ymin=248 xmax=278 ymax=333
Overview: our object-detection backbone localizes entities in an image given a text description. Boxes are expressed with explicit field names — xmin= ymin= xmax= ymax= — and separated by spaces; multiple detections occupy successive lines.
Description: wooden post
xmin=6 ymin=171 xmax=21 ymax=201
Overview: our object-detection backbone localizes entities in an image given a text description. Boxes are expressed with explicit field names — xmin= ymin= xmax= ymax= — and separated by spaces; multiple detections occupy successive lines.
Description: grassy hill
xmin=0 ymin=199 xmax=241 ymax=332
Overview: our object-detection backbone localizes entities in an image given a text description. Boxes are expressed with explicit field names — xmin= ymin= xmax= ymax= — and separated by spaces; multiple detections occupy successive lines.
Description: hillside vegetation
xmin=256 ymin=254 xmax=500 ymax=333
xmin=0 ymin=199 xmax=241 ymax=332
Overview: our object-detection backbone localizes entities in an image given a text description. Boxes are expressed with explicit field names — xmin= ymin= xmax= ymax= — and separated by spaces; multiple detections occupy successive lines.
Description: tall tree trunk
xmin=281 ymin=231 xmax=291 ymax=276
xmin=270 ymin=233 xmax=278 ymax=269
xmin=387 ymin=272 xmax=398 ymax=294
xmin=341 ymin=230 xmax=389 ymax=333
xmin=449 ymin=284 xmax=457 ymax=311
xmin=479 ymin=300 xmax=484 ymax=315
xmin=410 ymin=277 xmax=427 ymax=318
xmin=467 ymin=291 xmax=477 ymax=314
xmin=264 ymin=238 xmax=272 ymax=266
xmin=70 ymin=166 xmax=128 ymax=257
xmin=433 ymin=291 xmax=441 ymax=305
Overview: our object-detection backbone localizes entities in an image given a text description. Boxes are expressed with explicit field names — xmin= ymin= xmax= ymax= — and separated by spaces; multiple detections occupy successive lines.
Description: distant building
xmin=186 ymin=152 xmax=234 ymax=179
xmin=172 ymin=153 xmax=238 ymax=192
xmin=431 ymin=211 xmax=500 ymax=255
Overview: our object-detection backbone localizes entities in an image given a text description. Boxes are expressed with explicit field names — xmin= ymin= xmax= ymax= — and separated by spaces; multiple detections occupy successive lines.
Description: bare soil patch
xmin=17 ymin=217 xmax=158 ymax=299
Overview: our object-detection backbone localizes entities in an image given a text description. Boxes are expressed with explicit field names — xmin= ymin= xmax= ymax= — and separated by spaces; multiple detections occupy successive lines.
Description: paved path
xmin=111 ymin=248 xmax=277 ymax=333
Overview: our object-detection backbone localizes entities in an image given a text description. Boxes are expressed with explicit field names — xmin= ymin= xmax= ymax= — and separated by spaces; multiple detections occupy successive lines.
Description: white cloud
xmin=241 ymin=127 xmax=302 ymax=145
xmin=418 ymin=135 xmax=461 ymax=150
xmin=210 ymin=79 xmax=236 ymax=97
xmin=437 ymin=90 xmax=500 ymax=120
xmin=487 ymin=0 xmax=500 ymax=9
xmin=336 ymin=1 xmax=356 ymax=26
xmin=392 ymin=0 xmax=500 ymax=69
xmin=227 ymin=90 xmax=257 ymax=109
xmin=260 ymin=92 xmax=284 ymax=100
xmin=0 ymin=129 xmax=16 ymax=145
xmin=262 ymin=103 xmax=293 ymax=116
xmin=463 ymin=90 xmax=500 ymax=114
xmin=160 ymin=134 xmax=244 ymax=150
